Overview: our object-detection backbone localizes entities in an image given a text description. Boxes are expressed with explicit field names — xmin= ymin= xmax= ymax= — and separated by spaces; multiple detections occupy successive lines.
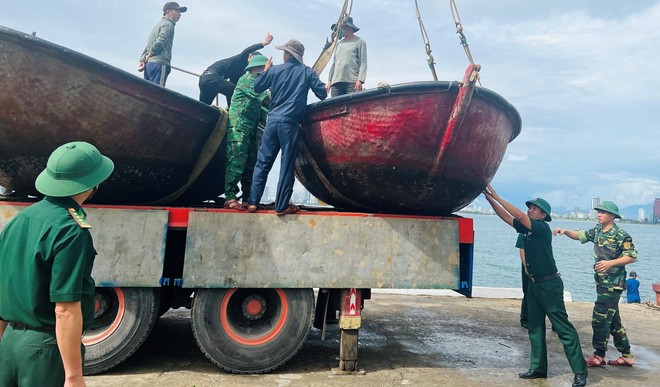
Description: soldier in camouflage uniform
xmin=223 ymin=54 xmax=270 ymax=210
xmin=554 ymin=200 xmax=637 ymax=367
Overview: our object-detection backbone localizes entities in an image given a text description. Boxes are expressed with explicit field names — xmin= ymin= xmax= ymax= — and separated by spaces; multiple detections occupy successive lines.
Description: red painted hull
xmin=296 ymin=81 xmax=521 ymax=215
xmin=0 ymin=25 xmax=226 ymax=205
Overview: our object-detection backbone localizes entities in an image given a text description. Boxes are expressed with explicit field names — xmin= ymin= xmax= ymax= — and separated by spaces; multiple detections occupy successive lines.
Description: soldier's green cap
xmin=525 ymin=197 xmax=552 ymax=222
xmin=35 ymin=141 xmax=114 ymax=197
xmin=245 ymin=54 xmax=268 ymax=71
xmin=594 ymin=200 xmax=621 ymax=219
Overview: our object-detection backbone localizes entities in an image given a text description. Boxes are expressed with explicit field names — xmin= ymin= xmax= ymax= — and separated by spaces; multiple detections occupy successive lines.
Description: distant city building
xmin=590 ymin=196 xmax=600 ymax=218
xmin=654 ymin=198 xmax=660 ymax=224
xmin=638 ymin=208 xmax=645 ymax=221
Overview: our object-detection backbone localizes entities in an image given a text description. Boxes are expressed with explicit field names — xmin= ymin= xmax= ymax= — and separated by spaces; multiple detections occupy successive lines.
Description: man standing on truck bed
xmin=246 ymin=39 xmax=327 ymax=215
xmin=0 ymin=141 xmax=114 ymax=387
xmin=138 ymin=2 xmax=187 ymax=86
xmin=198 ymin=33 xmax=274 ymax=106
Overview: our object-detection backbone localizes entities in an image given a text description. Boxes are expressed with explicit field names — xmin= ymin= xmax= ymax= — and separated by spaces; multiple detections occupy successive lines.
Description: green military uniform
xmin=224 ymin=70 xmax=269 ymax=202
xmin=513 ymin=218 xmax=587 ymax=376
xmin=578 ymin=223 xmax=636 ymax=359
xmin=0 ymin=197 xmax=97 ymax=386
xmin=516 ymin=233 xmax=528 ymax=327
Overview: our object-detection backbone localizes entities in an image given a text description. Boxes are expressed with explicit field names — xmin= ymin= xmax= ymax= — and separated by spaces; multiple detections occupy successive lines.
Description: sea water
xmin=470 ymin=213 xmax=660 ymax=302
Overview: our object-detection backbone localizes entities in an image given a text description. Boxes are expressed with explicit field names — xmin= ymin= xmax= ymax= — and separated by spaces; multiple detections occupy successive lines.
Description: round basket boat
xmin=296 ymin=79 xmax=522 ymax=215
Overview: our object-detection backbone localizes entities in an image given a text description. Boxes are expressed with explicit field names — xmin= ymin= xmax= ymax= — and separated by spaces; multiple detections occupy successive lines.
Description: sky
xmin=3 ymin=0 xmax=660 ymax=212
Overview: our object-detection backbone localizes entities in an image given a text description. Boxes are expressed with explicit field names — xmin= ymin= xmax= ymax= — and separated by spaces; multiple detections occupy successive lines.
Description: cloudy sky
xmin=3 ymin=0 xmax=660 ymax=211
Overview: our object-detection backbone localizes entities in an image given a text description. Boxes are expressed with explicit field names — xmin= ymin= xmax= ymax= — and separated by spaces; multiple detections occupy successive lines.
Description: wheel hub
xmin=242 ymin=295 xmax=267 ymax=320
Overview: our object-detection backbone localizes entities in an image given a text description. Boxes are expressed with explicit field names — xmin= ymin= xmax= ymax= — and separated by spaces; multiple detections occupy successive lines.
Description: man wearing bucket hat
xmin=326 ymin=16 xmax=367 ymax=97
xmin=247 ymin=39 xmax=327 ymax=216
xmin=138 ymin=2 xmax=187 ymax=86
xmin=223 ymin=54 xmax=270 ymax=210
xmin=484 ymin=184 xmax=588 ymax=387
xmin=0 ymin=142 xmax=114 ymax=386
xmin=199 ymin=33 xmax=274 ymax=105
xmin=554 ymin=200 xmax=637 ymax=368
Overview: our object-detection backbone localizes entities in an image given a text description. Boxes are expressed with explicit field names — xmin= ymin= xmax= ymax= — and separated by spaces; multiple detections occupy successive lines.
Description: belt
xmin=529 ymin=272 xmax=561 ymax=284
xmin=8 ymin=322 xmax=55 ymax=332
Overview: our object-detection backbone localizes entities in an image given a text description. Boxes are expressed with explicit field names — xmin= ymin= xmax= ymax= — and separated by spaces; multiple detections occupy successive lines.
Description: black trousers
xmin=198 ymin=73 xmax=235 ymax=106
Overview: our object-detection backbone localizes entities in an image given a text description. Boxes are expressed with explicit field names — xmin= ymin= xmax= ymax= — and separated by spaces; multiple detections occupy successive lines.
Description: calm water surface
xmin=469 ymin=214 xmax=660 ymax=302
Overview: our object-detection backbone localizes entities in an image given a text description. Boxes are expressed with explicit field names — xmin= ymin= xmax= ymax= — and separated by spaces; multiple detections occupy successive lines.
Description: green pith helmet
xmin=245 ymin=54 xmax=268 ymax=71
xmin=35 ymin=141 xmax=114 ymax=197
xmin=594 ymin=200 xmax=621 ymax=218
xmin=525 ymin=197 xmax=552 ymax=222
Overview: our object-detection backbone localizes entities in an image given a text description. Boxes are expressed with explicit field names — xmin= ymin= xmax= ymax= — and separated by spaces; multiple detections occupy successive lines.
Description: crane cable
xmin=449 ymin=0 xmax=481 ymax=85
xmin=414 ymin=0 xmax=438 ymax=81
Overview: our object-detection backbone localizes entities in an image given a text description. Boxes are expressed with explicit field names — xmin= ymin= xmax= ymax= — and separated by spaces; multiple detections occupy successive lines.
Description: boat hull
xmin=0 ymin=25 xmax=226 ymax=204
xmin=296 ymin=81 xmax=521 ymax=215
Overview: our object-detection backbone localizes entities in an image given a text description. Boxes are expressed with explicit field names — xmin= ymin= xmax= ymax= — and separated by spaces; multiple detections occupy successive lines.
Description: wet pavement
xmin=86 ymin=294 xmax=660 ymax=386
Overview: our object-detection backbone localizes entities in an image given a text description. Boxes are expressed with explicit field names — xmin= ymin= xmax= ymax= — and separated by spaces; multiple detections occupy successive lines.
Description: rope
xmin=312 ymin=0 xmax=353 ymax=75
xmin=414 ymin=0 xmax=438 ymax=81
xmin=449 ymin=0 xmax=481 ymax=86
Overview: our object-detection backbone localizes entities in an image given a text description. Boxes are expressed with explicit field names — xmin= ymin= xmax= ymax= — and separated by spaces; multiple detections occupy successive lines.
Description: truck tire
xmin=82 ymin=287 xmax=160 ymax=375
xmin=191 ymin=288 xmax=314 ymax=374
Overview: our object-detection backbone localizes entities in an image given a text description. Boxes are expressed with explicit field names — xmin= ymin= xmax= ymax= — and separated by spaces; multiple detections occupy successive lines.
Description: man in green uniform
xmin=0 ymin=141 xmax=114 ymax=387
xmin=484 ymin=184 xmax=587 ymax=387
xmin=553 ymin=200 xmax=636 ymax=367
xmin=223 ymin=53 xmax=270 ymax=209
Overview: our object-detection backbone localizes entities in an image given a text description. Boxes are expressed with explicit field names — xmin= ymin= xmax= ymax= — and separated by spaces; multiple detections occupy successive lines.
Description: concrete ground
xmin=86 ymin=294 xmax=660 ymax=387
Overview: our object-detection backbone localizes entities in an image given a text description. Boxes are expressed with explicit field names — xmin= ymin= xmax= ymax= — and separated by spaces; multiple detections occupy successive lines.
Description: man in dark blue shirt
xmin=247 ymin=39 xmax=327 ymax=215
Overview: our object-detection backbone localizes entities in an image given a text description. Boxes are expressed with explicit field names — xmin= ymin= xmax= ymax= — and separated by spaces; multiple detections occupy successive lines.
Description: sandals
xmin=276 ymin=204 xmax=299 ymax=216
xmin=607 ymin=356 xmax=634 ymax=367
xmin=247 ymin=204 xmax=258 ymax=213
xmin=586 ymin=354 xmax=606 ymax=367
xmin=223 ymin=199 xmax=247 ymax=210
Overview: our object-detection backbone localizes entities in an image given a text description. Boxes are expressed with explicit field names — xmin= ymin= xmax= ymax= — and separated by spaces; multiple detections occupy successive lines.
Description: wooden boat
xmin=296 ymin=64 xmax=522 ymax=215
xmin=0 ymin=25 xmax=227 ymax=205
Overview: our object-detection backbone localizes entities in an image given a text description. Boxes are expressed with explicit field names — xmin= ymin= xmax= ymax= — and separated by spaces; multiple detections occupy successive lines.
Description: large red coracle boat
xmin=296 ymin=64 xmax=522 ymax=215
xmin=0 ymin=25 xmax=227 ymax=205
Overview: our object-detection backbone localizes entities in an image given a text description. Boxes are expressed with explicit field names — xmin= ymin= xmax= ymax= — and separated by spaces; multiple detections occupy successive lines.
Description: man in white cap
xmin=246 ymin=39 xmax=327 ymax=215
xmin=0 ymin=142 xmax=114 ymax=387
xmin=138 ymin=2 xmax=187 ymax=86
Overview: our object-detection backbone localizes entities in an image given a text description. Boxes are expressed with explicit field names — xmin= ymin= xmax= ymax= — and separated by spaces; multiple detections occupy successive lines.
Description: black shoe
xmin=572 ymin=373 xmax=587 ymax=387
xmin=521 ymin=321 xmax=529 ymax=329
xmin=518 ymin=369 xmax=547 ymax=379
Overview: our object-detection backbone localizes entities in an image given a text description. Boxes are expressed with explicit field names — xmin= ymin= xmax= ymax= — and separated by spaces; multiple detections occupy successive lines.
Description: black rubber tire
xmin=191 ymin=288 xmax=315 ymax=374
xmin=82 ymin=287 xmax=160 ymax=375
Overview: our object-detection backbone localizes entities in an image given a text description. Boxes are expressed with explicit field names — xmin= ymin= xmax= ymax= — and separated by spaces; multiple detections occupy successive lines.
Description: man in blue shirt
xmin=626 ymin=272 xmax=640 ymax=303
xmin=247 ymin=39 xmax=327 ymax=215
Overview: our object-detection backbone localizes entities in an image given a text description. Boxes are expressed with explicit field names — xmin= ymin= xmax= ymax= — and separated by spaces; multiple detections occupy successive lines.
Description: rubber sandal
xmin=607 ymin=356 xmax=634 ymax=367
xmin=247 ymin=204 xmax=258 ymax=213
xmin=276 ymin=204 xmax=299 ymax=216
xmin=586 ymin=354 xmax=606 ymax=367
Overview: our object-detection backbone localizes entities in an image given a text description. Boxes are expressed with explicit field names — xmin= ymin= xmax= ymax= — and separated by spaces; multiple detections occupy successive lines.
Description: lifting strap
xmin=142 ymin=106 xmax=229 ymax=205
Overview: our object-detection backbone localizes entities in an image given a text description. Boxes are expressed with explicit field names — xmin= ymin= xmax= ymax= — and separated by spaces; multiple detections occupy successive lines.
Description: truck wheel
xmin=82 ymin=287 xmax=160 ymax=375
xmin=191 ymin=288 xmax=314 ymax=374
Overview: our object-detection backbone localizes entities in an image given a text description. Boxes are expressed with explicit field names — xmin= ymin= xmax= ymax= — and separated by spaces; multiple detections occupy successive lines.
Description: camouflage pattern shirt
xmin=578 ymin=224 xmax=637 ymax=290
xmin=228 ymin=72 xmax=269 ymax=132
